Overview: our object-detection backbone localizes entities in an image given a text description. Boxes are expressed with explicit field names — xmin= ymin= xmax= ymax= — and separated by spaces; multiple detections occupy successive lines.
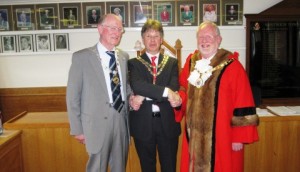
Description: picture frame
xmin=1 ymin=35 xmax=16 ymax=53
xmin=59 ymin=3 xmax=82 ymax=29
xmin=200 ymin=0 xmax=220 ymax=25
xmin=106 ymin=1 xmax=129 ymax=27
xmin=222 ymin=0 xmax=243 ymax=25
xmin=36 ymin=4 xmax=59 ymax=30
xmin=18 ymin=34 xmax=33 ymax=52
xmin=82 ymin=2 xmax=104 ymax=28
xmin=130 ymin=1 xmax=152 ymax=27
xmin=177 ymin=0 xmax=198 ymax=26
xmin=0 ymin=5 xmax=13 ymax=31
xmin=53 ymin=33 xmax=69 ymax=51
xmin=36 ymin=34 xmax=51 ymax=52
xmin=12 ymin=5 xmax=35 ymax=31
xmin=153 ymin=1 xmax=175 ymax=26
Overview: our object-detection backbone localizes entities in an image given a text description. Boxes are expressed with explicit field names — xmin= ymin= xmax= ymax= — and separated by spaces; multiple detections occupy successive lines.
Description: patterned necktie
xmin=151 ymin=56 xmax=157 ymax=84
xmin=106 ymin=51 xmax=123 ymax=112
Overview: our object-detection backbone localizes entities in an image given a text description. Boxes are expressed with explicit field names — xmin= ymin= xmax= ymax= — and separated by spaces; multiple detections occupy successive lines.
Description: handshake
xmin=167 ymin=89 xmax=182 ymax=108
xmin=129 ymin=89 xmax=182 ymax=111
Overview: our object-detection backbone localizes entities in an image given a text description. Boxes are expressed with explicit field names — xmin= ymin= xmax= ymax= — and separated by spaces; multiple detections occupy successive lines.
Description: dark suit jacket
xmin=88 ymin=15 xmax=99 ymax=24
xmin=128 ymin=53 xmax=181 ymax=141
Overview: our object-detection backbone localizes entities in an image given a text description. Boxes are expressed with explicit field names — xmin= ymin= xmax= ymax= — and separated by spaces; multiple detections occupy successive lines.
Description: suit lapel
xmin=156 ymin=54 xmax=163 ymax=84
xmin=141 ymin=53 xmax=153 ymax=82
xmin=117 ymin=49 xmax=127 ymax=99
xmin=89 ymin=45 xmax=109 ymax=99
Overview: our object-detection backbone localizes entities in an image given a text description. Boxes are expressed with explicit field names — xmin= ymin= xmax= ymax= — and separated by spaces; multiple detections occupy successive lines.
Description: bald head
xmin=98 ymin=14 xmax=122 ymax=25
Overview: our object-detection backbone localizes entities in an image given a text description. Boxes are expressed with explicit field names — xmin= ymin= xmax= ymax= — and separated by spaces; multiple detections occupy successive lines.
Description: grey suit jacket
xmin=67 ymin=44 xmax=130 ymax=154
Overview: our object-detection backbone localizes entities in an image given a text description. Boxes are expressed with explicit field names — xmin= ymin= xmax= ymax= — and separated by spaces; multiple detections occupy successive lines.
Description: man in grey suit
xmin=67 ymin=14 xmax=130 ymax=172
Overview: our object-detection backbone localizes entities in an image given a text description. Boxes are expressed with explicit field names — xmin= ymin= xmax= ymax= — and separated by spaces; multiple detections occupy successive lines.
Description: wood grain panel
xmin=0 ymin=87 xmax=67 ymax=123
xmin=3 ymin=111 xmax=300 ymax=172
xmin=0 ymin=130 xmax=23 ymax=172
xmin=244 ymin=116 xmax=300 ymax=172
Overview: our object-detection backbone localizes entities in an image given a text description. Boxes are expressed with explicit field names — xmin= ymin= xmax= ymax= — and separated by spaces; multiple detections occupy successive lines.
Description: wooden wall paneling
xmin=3 ymin=112 xmax=88 ymax=172
xmin=0 ymin=87 xmax=67 ymax=123
xmin=244 ymin=116 xmax=300 ymax=172
xmin=0 ymin=130 xmax=23 ymax=172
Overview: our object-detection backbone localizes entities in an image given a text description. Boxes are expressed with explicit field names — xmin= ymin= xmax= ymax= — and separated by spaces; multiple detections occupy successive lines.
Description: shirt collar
xmin=97 ymin=42 xmax=115 ymax=53
xmin=146 ymin=52 xmax=160 ymax=60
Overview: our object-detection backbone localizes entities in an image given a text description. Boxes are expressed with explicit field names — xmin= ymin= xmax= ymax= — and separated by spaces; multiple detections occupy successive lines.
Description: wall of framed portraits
xmin=0 ymin=0 xmax=282 ymax=88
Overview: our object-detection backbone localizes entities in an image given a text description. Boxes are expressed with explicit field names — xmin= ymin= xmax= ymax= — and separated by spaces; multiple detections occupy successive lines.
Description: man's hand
xmin=129 ymin=94 xmax=145 ymax=111
xmin=168 ymin=89 xmax=182 ymax=107
xmin=232 ymin=142 xmax=243 ymax=151
xmin=75 ymin=134 xmax=86 ymax=144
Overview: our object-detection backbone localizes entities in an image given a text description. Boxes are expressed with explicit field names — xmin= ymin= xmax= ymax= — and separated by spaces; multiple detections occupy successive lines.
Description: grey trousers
xmin=86 ymin=108 xmax=129 ymax=172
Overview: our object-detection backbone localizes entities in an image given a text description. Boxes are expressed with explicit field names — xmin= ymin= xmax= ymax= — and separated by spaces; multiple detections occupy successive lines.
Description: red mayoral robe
xmin=175 ymin=49 xmax=259 ymax=172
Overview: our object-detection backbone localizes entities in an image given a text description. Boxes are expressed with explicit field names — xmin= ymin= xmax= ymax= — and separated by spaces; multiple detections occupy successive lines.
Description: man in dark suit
xmin=128 ymin=19 xmax=182 ymax=172
xmin=67 ymin=14 xmax=130 ymax=172
xmin=40 ymin=9 xmax=53 ymax=26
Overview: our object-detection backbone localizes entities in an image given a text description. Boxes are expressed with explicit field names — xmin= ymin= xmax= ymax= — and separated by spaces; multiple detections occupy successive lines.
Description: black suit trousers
xmin=133 ymin=116 xmax=178 ymax=172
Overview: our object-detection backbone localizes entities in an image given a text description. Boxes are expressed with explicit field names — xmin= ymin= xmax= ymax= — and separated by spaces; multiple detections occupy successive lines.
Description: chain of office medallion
xmin=136 ymin=55 xmax=169 ymax=77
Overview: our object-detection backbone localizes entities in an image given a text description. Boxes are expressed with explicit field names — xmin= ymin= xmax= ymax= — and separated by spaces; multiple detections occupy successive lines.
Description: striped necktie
xmin=106 ymin=51 xmax=123 ymax=112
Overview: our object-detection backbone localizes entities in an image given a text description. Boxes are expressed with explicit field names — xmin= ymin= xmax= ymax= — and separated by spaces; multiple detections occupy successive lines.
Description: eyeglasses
xmin=101 ymin=25 xmax=124 ymax=33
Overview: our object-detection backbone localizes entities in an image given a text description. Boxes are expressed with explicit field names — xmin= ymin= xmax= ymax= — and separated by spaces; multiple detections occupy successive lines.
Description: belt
xmin=152 ymin=112 xmax=161 ymax=117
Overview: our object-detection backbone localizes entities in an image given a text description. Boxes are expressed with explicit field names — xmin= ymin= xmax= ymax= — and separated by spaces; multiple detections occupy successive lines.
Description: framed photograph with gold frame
xmin=153 ymin=1 xmax=175 ymax=26
xmin=36 ymin=4 xmax=59 ymax=30
xmin=82 ymin=2 xmax=104 ymax=28
xmin=0 ymin=5 xmax=13 ymax=31
xmin=177 ymin=0 xmax=198 ymax=26
xmin=106 ymin=1 xmax=129 ymax=27
xmin=199 ymin=0 xmax=220 ymax=25
xmin=59 ymin=3 xmax=82 ymax=29
xmin=12 ymin=5 xmax=35 ymax=31
xmin=130 ymin=1 xmax=152 ymax=27
xmin=222 ymin=0 xmax=243 ymax=25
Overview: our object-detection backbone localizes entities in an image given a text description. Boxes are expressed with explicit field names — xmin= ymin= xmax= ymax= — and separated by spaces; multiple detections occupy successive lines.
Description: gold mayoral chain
xmin=195 ymin=58 xmax=234 ymax=88
xmin=112 ymin=72 xmax=120 ymax=84
xmin=137 ymin=55 xmax=169 ymax=78
xmin=112 ymin=49 xmax=120 ymax=84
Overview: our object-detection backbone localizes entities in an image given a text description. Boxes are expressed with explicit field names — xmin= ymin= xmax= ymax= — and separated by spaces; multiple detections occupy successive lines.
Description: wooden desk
xmin=4 ymin=112 xmax=88 ymax=172
xmin=0 ymin=130 xmax=23 ymax=172
xmin=244 ymin=115 xmax=300 ymax=172
xmin=2 ymin=111 xmax=164 ymax=172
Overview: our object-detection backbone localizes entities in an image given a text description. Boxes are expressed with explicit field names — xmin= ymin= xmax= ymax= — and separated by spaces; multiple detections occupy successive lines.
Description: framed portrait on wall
xmin=222 ymin=0 xmax=243 ymax=25
xmin=130 ymin=1 xmax=152 ymax=27
xmin=177 ymin=0 xmax=198 ymax=26
xmin=12 ymin=5 xmax=35 ymax=30
xmin=59 ymin=3 xmax=82 ymax=29
xmin=200 ymin=0 xmax=220 ymax=25
xmin=106 ymin=1 xmax=129 ymax=27
xmin=18 ymin=34 xmax=33 ymax=52
xmin=54 ymin=33 xmax=69 ymax=51
xmin=153 ymin=1 xmax=175 ymax=26
xmin=0 ymin=6 xmax=13 ymax=31
xmin=82 ymin=2 xmax=104 ymax=28
xmin=36 ymin=4 xmax=59 ymax=30
xmin=1 ymin=35 xmax=16 ymax=53
xmin=36 ymin=34 xmax=51 ymax=52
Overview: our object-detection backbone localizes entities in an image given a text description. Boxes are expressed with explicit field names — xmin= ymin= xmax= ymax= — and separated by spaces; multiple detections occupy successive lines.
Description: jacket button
xmin=104 ymin=117 xmax=108 ymax=119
